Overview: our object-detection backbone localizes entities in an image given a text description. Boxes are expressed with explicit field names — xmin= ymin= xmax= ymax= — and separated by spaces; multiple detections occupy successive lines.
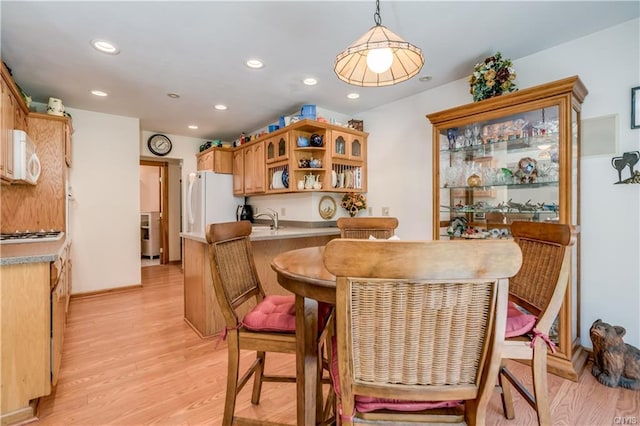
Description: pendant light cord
xmin=374 ymin=0 xmax=382 ymax=26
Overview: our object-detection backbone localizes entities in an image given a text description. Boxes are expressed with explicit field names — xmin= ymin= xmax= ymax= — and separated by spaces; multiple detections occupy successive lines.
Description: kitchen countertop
xmin=0 ymin=238 xmax=70 ymax=265
xmin=181 ymin=225 xmax=340 ymax=243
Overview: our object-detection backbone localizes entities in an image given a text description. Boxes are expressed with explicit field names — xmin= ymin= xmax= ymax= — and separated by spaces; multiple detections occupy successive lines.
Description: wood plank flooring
xmin=33 ymin=264 xmax=639 ymax=425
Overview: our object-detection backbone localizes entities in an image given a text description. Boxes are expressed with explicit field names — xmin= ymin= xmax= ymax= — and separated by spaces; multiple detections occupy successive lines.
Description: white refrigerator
xmin=186 ymin=171 xmax=242 ymax=235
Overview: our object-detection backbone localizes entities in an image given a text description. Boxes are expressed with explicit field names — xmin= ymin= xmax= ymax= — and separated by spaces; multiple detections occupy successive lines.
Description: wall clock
xmin=147 ymin=134 xmax=172 ymax=156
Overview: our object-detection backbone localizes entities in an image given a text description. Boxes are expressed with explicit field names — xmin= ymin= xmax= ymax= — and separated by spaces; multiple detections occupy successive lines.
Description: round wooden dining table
xmin=271 ymin=246 xmax=335 ymax=426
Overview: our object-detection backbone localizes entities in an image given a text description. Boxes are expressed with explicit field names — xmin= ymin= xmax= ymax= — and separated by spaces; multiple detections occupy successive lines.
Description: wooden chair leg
xmin=224 ymin=339 xmax=241 ymax=426
xmin=499 ymin=363 xmax=516 ymax=420
xmin=251 ymin=351 xmax=266 ymax=404
xmin=532 ymin=341 xmax=552 ymax=426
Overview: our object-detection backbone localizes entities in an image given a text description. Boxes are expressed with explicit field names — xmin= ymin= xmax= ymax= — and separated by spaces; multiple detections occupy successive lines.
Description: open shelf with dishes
xmin=252 ymin=119 xmax=367 ymax=194
xmin=427 ymin=76 xmax=588 ymax=381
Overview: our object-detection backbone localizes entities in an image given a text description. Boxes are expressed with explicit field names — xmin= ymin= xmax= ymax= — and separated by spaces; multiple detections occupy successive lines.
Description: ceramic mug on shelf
xmin=47 ymin=97 xmax=64 ymax=116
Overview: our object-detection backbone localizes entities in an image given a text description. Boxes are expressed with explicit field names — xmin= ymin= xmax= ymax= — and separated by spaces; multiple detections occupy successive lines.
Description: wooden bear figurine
xmin=590 ymin=319 xmax=640 ymax=390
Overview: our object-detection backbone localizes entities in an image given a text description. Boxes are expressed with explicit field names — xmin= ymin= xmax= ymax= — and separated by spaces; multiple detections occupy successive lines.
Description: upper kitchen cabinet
xmin=1 ymin=61 xmax=30 ymax=183
xmin=196 ymin=147 xmax=233 ymax=174
xmin=1 ymin=113 xmax=69 ymax=233
xmin=232 ymin=120 xmax=368 ymax=196
xmin=265 ymin=132 xmax=289 ymax=164
xmin=427 ymin=76 xmax=588 ymax=380
xmin=243 ymin=140 xmax=266 ymax=195
xmin=232 ymin=148 xmax=244 ymax=196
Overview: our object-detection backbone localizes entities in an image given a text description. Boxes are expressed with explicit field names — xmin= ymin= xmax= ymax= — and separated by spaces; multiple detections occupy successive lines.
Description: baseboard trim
xmin=70 ymin=284 xmax=142 ymax=300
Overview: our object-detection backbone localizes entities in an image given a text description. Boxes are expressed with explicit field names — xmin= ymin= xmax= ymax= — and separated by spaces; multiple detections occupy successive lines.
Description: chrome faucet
xmin=254 ymin=208 xmax=279 ymax=229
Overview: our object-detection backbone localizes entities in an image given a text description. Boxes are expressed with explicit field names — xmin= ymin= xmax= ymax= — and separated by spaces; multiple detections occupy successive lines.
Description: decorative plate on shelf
xmin=318 ymin=196 xmax=336 ymax=220
xmin=282 ymin=169 xmax=289 ymax=188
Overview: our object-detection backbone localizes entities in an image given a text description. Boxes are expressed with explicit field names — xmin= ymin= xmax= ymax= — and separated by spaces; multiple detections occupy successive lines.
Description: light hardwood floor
xmin=34 ymin=264 xmax=639 ymax=425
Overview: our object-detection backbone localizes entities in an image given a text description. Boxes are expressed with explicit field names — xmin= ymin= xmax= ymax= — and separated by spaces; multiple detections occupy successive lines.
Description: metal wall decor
xmin=611 ymin=151 xmax=640 ymax=184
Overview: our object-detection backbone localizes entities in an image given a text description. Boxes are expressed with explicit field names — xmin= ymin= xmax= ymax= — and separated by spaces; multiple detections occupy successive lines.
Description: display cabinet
xmin=427 ymin=76 xmax=588 ymax=381
xmin=232 ymin=119 xmax=367 ymax=196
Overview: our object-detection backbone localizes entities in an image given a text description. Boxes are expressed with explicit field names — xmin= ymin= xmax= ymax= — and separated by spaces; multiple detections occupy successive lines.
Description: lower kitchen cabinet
xmin=0 ymin=262 xmax=51 ymax=425
xmin=0 ymin=243 xmax=71 ymax=425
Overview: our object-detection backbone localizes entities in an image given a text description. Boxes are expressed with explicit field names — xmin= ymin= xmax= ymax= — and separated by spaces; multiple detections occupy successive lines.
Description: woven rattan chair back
xmin=206 ymin=221 xmax=299 ymax=426
xmin=509 ymin=221 xmax=576 ymax=318
xmin=336 ymin=217 xmax=399 ymax=239
xmin=499 ymin=221 xmax=578 ymax=426
xmin=206 ymin=220 xmax=264 ymax=327
xmin=324 ymin=239 xmax=522 ymax=425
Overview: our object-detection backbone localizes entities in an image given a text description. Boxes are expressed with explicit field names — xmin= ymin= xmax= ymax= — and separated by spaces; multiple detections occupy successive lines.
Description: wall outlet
xmin=280 ymin=207 xmax=286 ymax=216
xmin=382 ymin=207 xmax=390 ymax=216
xmin=368 ymin=206 xmax=373 ymax=216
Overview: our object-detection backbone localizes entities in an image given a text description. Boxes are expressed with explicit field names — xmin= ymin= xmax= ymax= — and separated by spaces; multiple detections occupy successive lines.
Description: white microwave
xmin=13 ymin=130 xmax=41 ymax=185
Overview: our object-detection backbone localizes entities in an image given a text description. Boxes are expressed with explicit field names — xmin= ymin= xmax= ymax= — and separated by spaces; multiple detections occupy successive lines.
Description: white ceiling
xmin=1 ymin=1 xmax=638 ymax=142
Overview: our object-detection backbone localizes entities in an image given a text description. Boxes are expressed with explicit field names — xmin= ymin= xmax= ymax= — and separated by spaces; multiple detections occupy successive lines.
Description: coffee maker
xmin=236 ymin=204 xmax=253 ymax=222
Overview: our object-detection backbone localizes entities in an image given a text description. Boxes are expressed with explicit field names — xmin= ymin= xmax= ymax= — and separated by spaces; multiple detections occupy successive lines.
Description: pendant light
xmin=334 ymin=0 xmax=424 ymax=87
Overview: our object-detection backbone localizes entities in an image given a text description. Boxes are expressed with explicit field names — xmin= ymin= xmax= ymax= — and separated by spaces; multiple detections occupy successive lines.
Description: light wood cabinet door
xmin=51 ymin=265 xmax=66 ymax=386
xmin=64 ymin=121 xmax=72 ymax=167
xmin=197 ymin=151 xmax=212 ymax=171
xmin=330 ymin=129 xmax=366 ymax=161
xmin=197 ymin=148 xmax=232 ymax=173
xmin=265 ymin=133 xmax=288 ymax=163
xmin=1 ymin=262 xmax=51 ymax=419
xmin=243 ymin=141 xmax=265 ymax=194
xmin=232 ymin=148 xmax=244 ymax=195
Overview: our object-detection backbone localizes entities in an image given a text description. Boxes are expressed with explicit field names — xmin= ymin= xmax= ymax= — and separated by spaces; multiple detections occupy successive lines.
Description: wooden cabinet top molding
xmin=1 ymin=60 xmax=29 ymax=115
xmin=426 ymin=76 xmax=588 ymax=125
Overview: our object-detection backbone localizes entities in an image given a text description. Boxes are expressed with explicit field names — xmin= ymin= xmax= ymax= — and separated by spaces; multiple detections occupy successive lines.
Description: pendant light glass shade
xmin=334 ymin=24 xmax=424 ymax=87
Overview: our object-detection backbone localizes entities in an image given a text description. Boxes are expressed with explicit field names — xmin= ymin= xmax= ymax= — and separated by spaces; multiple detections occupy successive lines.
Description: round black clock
xmin=147 ymin=134 xmax=172 ymax=156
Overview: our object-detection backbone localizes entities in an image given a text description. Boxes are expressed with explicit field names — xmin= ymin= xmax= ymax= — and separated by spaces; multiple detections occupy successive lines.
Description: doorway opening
xmin=140 ymin=161 xmax=167 ymax=266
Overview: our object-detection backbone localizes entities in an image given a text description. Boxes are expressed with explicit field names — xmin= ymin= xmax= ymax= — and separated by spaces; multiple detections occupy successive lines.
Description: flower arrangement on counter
xmin=341 ymin=192 xmax=366 ymax=217
xmin=468 ymin=52 xmax=517 ymax=102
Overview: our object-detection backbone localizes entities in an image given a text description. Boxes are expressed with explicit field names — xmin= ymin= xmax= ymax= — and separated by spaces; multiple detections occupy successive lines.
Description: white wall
xmin=357 ymin=18 xmax=640 ymax=348
xmin=67 ymin=108 xmax=141 ymax=293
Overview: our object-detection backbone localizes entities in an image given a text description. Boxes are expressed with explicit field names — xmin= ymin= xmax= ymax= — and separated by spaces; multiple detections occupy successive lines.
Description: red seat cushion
xmin=242 ymin=295 xmax=296 ymax=332
xmin=505 ymin=301 xmax=537 ymax=338
xmin=329 ymin=337 xmax=462 ymax=413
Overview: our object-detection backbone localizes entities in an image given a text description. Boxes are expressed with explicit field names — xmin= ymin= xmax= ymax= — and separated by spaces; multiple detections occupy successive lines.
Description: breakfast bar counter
xmin=180 ymin=225 xmax=340 ymax=338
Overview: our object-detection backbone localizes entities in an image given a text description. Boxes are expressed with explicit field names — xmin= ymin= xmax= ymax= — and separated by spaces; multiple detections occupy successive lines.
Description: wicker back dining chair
xmin=499 ymin=221 xmax=578 ymax=426
xmin=323 ymin=238 xmax=523 ymax=425
xmin=336 ymin=217 xmax=399 ymax=239
xmin=206 ymin=221 xmax=332 ymax=426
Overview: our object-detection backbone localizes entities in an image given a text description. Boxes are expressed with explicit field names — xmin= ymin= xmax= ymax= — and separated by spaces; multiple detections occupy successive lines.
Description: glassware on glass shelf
xmin=472 ymin=124 xmax=482 ymax=146
xmin=446 ymin=128 xmax=457 ymax=150
xmin=464 ymin=127 xmax=473 ymax=147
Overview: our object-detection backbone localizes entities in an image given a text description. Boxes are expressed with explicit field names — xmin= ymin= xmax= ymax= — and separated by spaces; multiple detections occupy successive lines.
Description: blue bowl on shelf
xmin=297 ymin=136 xmax=309 ymax=147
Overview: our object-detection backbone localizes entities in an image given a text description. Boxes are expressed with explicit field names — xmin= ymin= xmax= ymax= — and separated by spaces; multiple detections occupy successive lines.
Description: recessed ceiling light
xmin=188 ymin=125 xmax=198 ymax=130
xmin=303 ymin=78 xmax=318 ymax=86
xmin=347 ymin=93 xmax=360 ymax=99
xmin=418 ymin=75 xmax=433 ymax=82
xmin=167 ymin=93 xmax=180 ymax=99
xmin=245 ymin=59 xmax=264 ymax=69
xmin=214 ymin=104 xmax=228 ymax=111
xmin=90 ymin=90 xmax=108 ymax=97
xmin=90 ymin=39 xmax=119 ymax=55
